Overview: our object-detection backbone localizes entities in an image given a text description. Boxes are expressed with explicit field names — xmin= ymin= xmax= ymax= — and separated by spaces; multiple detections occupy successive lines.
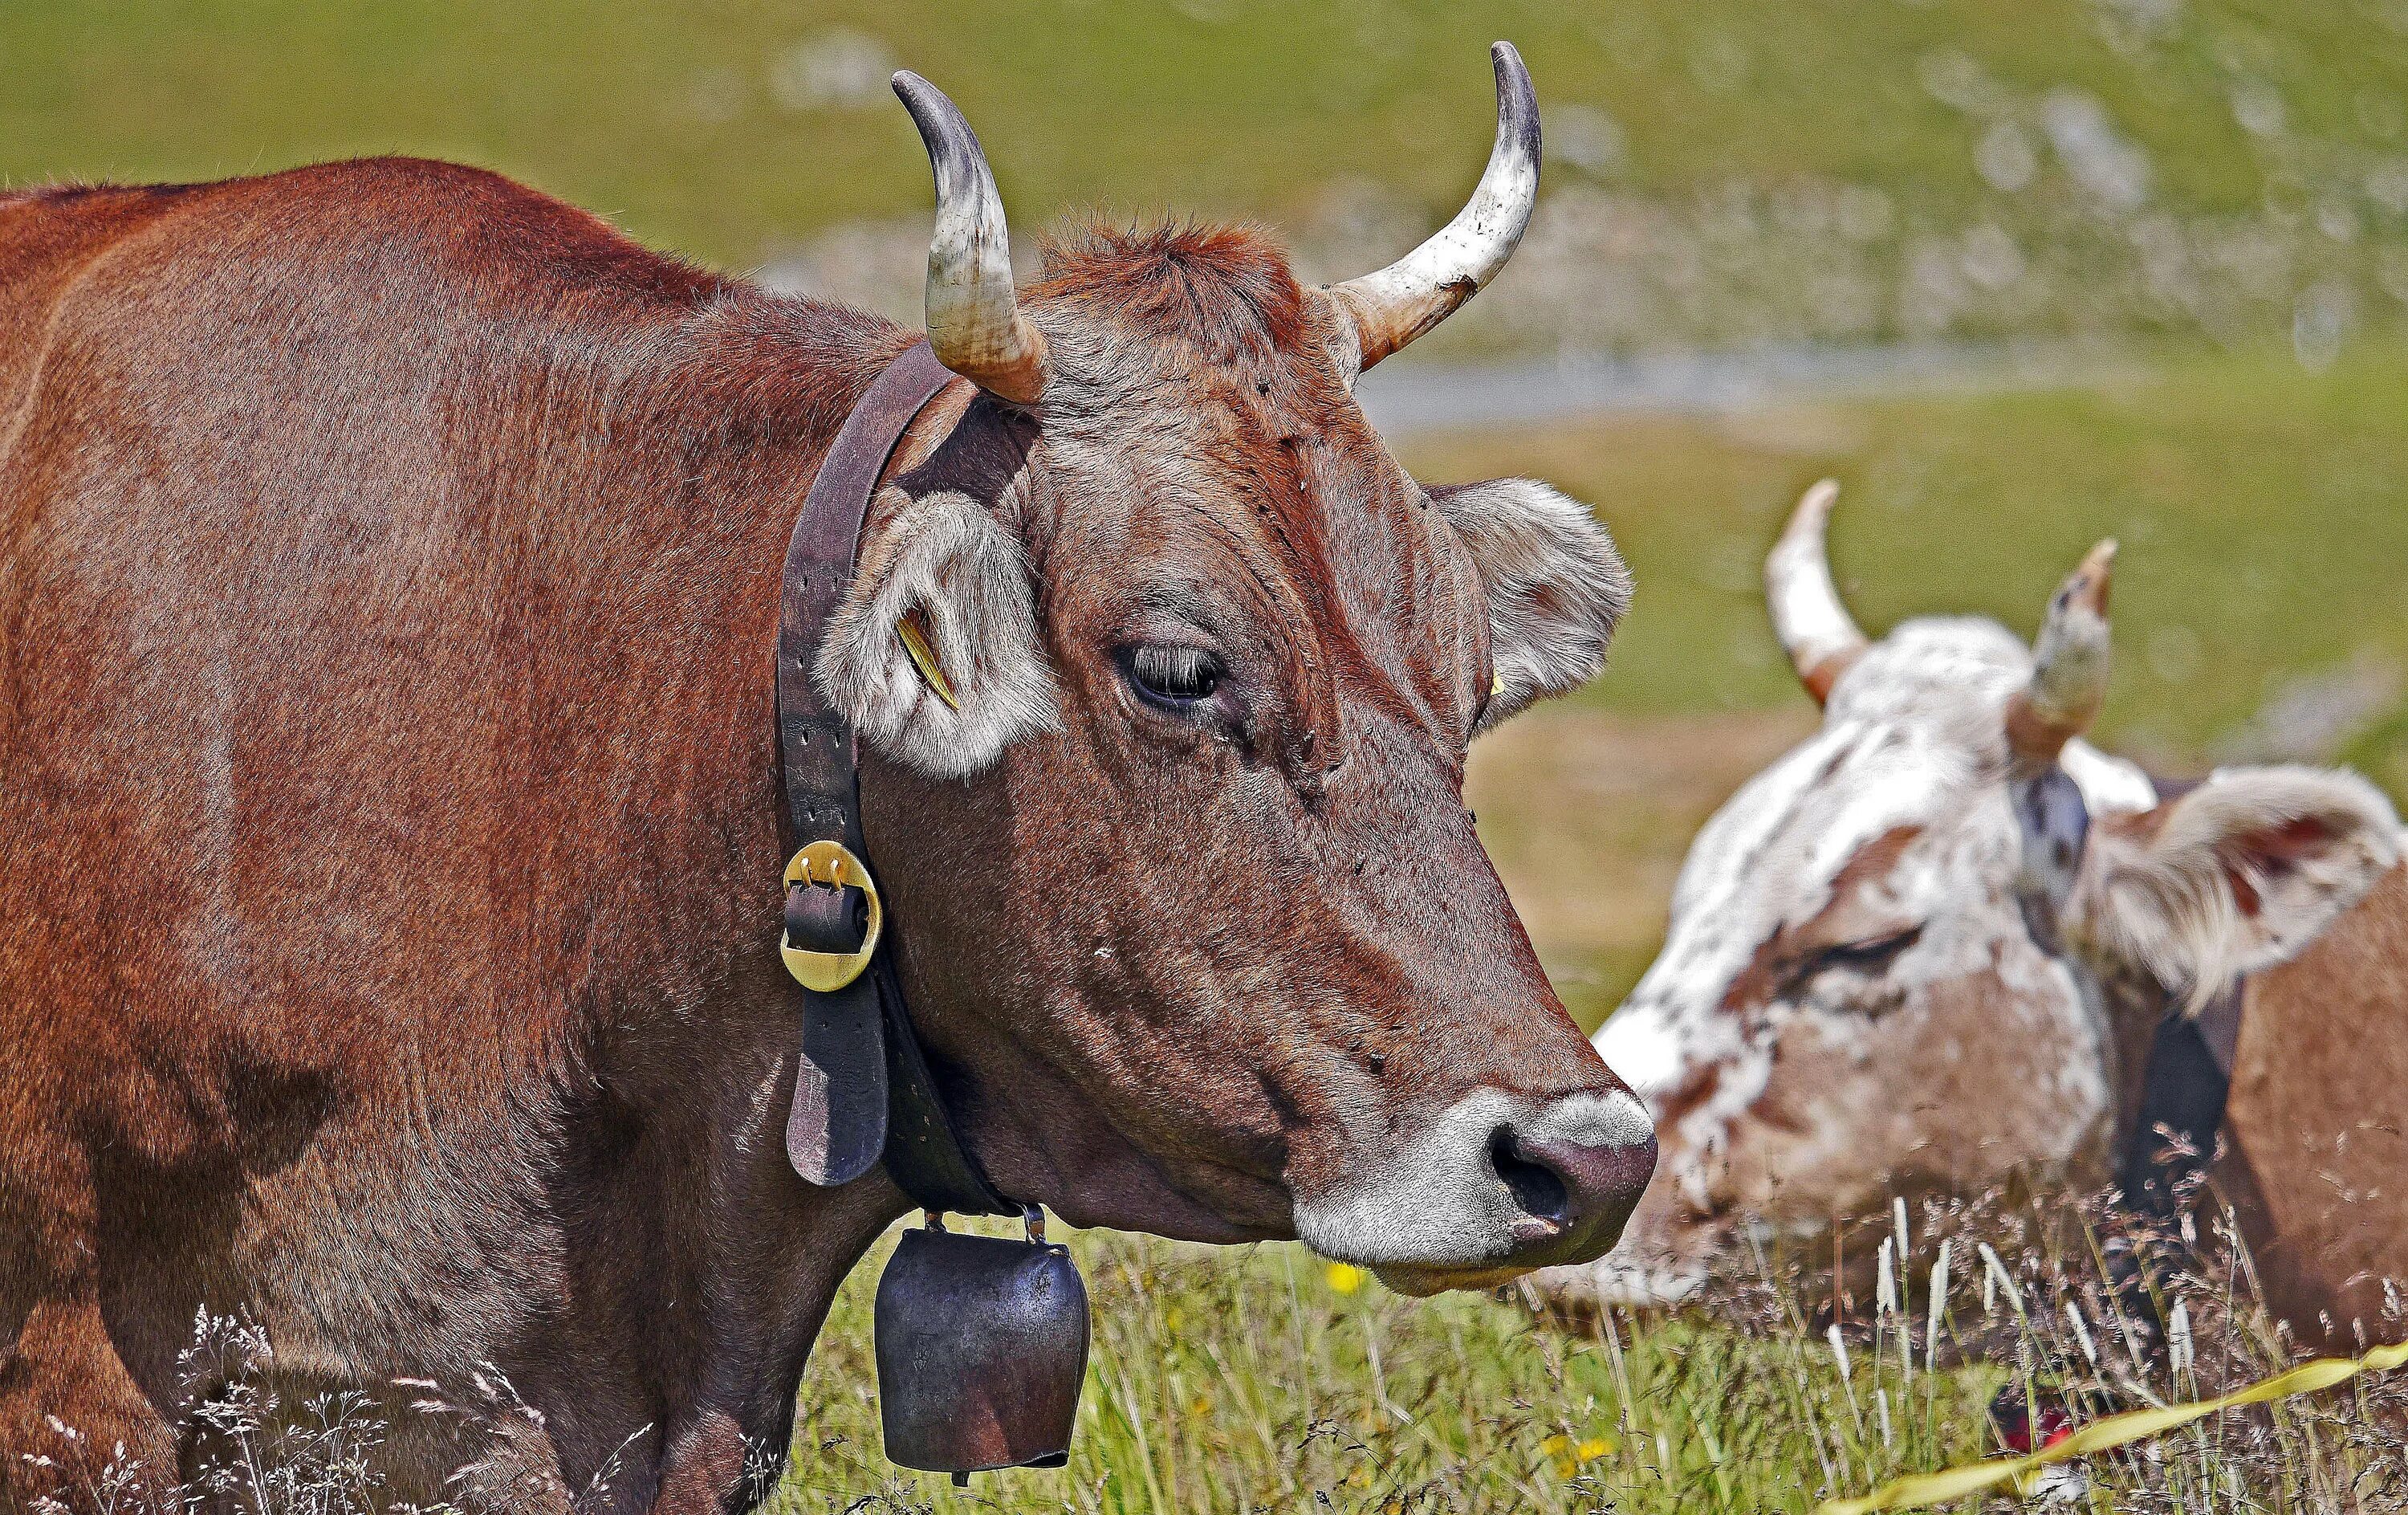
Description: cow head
xmin=818 ymin=47 xmax=1654 ymax=1293
xmin=1552 ymin=482 xmax=2399 ymax=1305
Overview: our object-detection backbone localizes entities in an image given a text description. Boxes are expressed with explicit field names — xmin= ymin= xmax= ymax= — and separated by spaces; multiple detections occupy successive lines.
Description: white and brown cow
xmin=1547 ymin=481 xmax=2404 ymax=1347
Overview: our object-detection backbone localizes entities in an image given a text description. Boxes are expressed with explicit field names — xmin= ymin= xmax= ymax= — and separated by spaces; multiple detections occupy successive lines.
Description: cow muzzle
xmin=1291 ymin=1087 xmax=1658 ymax=1296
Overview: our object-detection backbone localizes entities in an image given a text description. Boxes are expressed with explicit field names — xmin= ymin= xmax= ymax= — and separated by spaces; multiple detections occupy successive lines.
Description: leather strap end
xmin=787 ymin=975 xmax=890 ymax=1187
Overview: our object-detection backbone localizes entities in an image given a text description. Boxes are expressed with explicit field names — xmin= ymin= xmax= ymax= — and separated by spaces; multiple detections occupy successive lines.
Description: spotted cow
xmin=1546 ymin=482 xmax=2402 ymax=1347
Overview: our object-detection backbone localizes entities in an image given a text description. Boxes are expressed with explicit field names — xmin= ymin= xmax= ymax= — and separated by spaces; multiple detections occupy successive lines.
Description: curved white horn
xmin=1765 ymin=479 xmax=1869 ymax=704
xmin=2006 ymin=539 xmax=2116 ymax=771
xmin=1324 ymin=42 xmax=1540 ymax=375
xmin=891 ymin=71 xmax=1049 ymax=405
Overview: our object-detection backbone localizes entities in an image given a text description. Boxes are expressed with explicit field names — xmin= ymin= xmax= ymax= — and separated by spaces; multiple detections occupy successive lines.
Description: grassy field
xmin=3 ymin=0 xmax=2353 ymax=251
xmin=8 ymin=2 xmax=2407 ymax=351
xmin=768 ymin=1199 xmax=2405 ymax=1513
xmin=773 ymin=1219 xmax=2004 ymax=1515
xmin=11 ymin=4 xmax=2408 ymax=1509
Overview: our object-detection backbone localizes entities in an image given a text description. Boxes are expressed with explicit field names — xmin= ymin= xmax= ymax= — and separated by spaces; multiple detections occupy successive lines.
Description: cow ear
xmin=1430 ymin=479 xmax=1632 ymax=732
xmin=814 ymin=486 xmax=1060 ymax=778
xmin=2076 ymin=765 xmax=2401 ymax=1002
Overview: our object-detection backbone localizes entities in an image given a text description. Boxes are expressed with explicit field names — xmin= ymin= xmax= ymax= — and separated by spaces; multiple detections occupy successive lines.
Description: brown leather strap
xmin=775 ymin=340 xmax=1017 ymax=1217
xmin=778 ymin=340 xmax=955 ymax=853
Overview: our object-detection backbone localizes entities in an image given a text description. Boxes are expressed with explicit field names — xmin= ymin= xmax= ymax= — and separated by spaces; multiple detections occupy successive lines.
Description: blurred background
xmin=8 ymin=0 xmax=2404 ymax=1025
xmin=9 ymin=7 xmax=2406 ymax=1507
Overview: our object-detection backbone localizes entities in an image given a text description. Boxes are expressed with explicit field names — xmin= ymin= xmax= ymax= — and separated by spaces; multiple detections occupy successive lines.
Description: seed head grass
xmin=36 ymin=1186 xmax=2398 ymax=1513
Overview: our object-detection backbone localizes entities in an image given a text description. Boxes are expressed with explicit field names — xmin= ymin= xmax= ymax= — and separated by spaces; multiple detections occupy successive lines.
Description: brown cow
xmin=0 ymin=51 xmax=1653 ymax=1512
xmin=1547 ymin=481 xmax=2402 ymax=1353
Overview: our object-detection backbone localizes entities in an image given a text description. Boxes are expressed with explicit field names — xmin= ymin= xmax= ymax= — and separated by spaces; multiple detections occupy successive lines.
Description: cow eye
xmin=1812 ymin=926 xmax=1922 ymax=975
xmin=1124 ymin=644 xmax=1223 ymax=709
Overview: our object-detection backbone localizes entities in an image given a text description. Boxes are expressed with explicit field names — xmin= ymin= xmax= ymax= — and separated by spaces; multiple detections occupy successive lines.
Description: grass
xmin=11 ymin=6 xmax=2408 ymax=1509
xmin=771 ymin=1218 xmax=1995 ymax=1515
xmin=6 ymin=2 xmax=2406 ymax=351
xmin=44 ymin=1197 xmax=2403 ymax=1513
xmin=763 ymin=1197 xmax=2408 ymax=1513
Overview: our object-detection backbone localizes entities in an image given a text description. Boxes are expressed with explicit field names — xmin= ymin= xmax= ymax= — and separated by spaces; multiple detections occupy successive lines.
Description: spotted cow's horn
xmin=1324 ymin=42 xmax=1541 ymax=377
xmin=2006 ymin=539 xmax=2117 ymax=771
xmin=892 ymin=71 xmax=1049 ymax=405
xmin=1766 ymin=480 xmax=1869 ymax=705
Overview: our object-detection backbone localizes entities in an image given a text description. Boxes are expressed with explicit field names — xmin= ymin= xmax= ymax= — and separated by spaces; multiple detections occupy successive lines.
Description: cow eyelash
xmin=1812 ymin=926 xmax=1922 ymax=974
xmin=1123 ymin=644 xmax=1225 ymax=710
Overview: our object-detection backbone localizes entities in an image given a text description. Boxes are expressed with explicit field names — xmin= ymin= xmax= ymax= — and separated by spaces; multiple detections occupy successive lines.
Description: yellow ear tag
xmin=895 ymin=608 xmax=961 ymax=711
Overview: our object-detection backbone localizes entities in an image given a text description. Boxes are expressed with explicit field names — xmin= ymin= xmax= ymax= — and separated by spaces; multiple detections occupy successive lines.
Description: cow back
xmin=0 ymin=158 xmax=899 ymax=1444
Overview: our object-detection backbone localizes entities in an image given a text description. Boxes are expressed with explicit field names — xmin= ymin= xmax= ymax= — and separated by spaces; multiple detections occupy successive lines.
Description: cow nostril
xmin=1489 ymin=1127 xmax=1572 ymax=1226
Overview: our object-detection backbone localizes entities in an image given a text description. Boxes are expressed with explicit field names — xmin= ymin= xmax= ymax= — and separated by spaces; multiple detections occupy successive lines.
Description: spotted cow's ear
xmin=2074 ymin=764 xmax=2401 ymax=1004
xmin=815 ymin=485 xmax=1060 ymax=778
xmin=1429 ymin=479 xmax=1632 ymax=733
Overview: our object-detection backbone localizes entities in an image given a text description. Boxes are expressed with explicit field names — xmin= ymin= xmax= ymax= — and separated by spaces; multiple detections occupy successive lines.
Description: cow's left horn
xmin=2006 ymin=539 xmax=2117 ymax=771
xmin=892 ymin=71 xmax=1049 ymax=405
xmin=1767 ymin=479 xmax=1869 ymax=705
xmin=1324 ymin=42 xmax=1540 ymax=375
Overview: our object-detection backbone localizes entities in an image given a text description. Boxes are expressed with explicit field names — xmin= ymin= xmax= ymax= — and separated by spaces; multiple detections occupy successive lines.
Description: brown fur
xmin=0 ymin=161 xmax=1631 ymax=1509
xmin=2218 ymin=865 xmax=2408 ymax=1351
xmin=1031 ymin=222 xmax=1312 ymax=362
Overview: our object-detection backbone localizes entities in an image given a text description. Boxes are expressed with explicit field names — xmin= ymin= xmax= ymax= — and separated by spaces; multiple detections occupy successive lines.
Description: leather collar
xmin=775 ymin=340 xmax=1016 ymax=1217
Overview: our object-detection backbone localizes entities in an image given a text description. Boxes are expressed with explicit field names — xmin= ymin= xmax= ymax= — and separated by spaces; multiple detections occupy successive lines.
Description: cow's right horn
xmin=1766 ymin=479 xmax=1869 ymax=705
xmin=892 ymin=71 xmax=1049 ymax=405
xmin=1323 ymin=42 xmax=1541 ymax=377
xmin=2006 ymin=539 xmax=2116 ymax=772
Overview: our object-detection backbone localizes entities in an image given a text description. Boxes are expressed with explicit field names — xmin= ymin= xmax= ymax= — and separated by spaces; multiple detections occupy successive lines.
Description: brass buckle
xmin=780 ymin=839 xmax=884 ymax=992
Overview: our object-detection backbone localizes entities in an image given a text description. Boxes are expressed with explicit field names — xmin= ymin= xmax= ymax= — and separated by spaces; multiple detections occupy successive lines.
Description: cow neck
xmin=2010 ymin=766 xmax=2245 ymax=1372
xmin=2111 ymin=971 xmax=2243 ymax=1224
xmin=775 ymin=338 xmax=1018 ymax=1220
xmin=2096 ymin=771 xmax=2244 ymax=1223
xmin=2018 ymin=764 xmax=2243 ymax=1218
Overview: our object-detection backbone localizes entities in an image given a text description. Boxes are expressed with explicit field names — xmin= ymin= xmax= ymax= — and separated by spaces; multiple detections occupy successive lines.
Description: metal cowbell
xmin=873 ymin=1220 xmax=1089 ymax=1480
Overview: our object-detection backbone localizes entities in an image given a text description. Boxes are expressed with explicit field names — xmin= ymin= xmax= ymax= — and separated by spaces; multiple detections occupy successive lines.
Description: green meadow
xmin=9 ymin=2 xmax=2408 ymax=1509
xmin=772 ymin=1221 xmax=2005 ymax=1515
xmin=771 ymin=1196 xmax=2402 ymax=1513
xmin=7 ymin=1 xmax=2406 ymax=350
xmin=2 ymin=0 xmax=2349 ymax=253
